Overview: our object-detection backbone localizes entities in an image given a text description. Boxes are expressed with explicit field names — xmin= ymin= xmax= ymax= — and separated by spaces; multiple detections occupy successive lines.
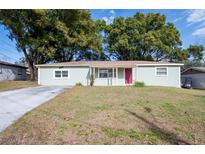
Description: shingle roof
xmin=185 ymin=67 xmax=205 ymax=73
xmin=36 ymin=60 xmax=183 ymax=68
xmin=0 ymin=60 xmax=27 ymax=68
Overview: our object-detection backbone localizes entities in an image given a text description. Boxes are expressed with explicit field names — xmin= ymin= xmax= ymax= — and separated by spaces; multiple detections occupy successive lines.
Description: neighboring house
xmin=181 ymin=67 xmax=205 ymax=89
xmin=36 ymin=61 xmax=183 ymax=87
xmin=0 ymin=61 xmax=27 ymax=81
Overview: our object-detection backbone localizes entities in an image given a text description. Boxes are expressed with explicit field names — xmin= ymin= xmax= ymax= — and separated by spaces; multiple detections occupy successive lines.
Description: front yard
xmin=0 ymin=81 xmax=37 ymax=91
xmin=0 ymin=86 xmax=204 ymax=144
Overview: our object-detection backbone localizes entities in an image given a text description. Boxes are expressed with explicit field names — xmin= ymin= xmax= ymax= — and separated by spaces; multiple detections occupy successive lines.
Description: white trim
xmin=136 ymin=63 xmax=184 ymax=66
xmin=38 ymin=68 xmax=41 ymax=85
xmin=98 ymin=68 xmax=115 ymax=79
xmin=123 ymin=68 xmax=125 ymax=86
xmin=179 ymin=67 xmax=181 ymax=88
xmin=155 ymin=67 xmax=168 ymax=77
xmin=112 ymin=68 xmax=114 ymax=79
xmin=116 ymin=67 xmax=118 ymax=86
xmin=132 ymin=67 xmax=135 ymax=84
xmin=98 ymin=68 xmax=99 ymax=78
xmin=53 ymin=69 xmax=70 ymax=79
xmin=93 ymin=67 xmax=95 ymax=78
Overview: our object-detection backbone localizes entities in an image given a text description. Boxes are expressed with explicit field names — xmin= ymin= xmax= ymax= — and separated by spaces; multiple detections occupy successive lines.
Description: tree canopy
xmin=0 ymin=10 xmax=103 ymax=80
xmin=0 ymin=10 xmax=204 ymax=80
xmin=103 ymin=12 xmax=205 ymax=63
xmin=104 ymin=13 xmax=183 ymax=61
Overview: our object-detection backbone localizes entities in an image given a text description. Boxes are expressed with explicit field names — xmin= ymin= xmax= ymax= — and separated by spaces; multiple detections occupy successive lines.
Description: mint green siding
xmin=39 ymin=67 xmax=90 ymax=86
xmin=135 ymin=66 xmax=180 ymax=87
xmin=38 ymin=65 xmax=181 ymax=87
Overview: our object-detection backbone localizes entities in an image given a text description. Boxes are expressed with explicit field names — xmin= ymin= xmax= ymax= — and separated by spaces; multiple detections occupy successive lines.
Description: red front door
xmin=125 ymin=68 xmax=132 ymax=85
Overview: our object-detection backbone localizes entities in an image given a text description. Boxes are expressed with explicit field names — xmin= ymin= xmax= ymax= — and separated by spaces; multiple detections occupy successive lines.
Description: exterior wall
xmin=38 ymin=65 xmax=181 ymax=87
xmin=39 ymin=66 xmax=90 ymax=86
xmin=93 ymin=67 xmax=125 ymax=86
xmin=135 ymin=66 xmax=180 ymax=87
xmin=0 ymin=64 xmax=27 ymax=81
xmin=181 ymin=73 xmax=205 ymax=89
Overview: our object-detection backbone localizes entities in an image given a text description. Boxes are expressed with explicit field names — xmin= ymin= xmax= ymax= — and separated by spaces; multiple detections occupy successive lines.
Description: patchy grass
xmin=0 ymin=81 xmax=37 ymax=91
xmin=0 ymin=86 xmax=204 ymax=144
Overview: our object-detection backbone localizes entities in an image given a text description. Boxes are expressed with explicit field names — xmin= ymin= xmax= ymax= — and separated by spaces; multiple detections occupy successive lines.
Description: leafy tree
xmin=50 ymin=10 xmax=103 ymax=62
xmin=0 ymin=9 xmax=102 ymax=80
xmin=187 ymin=45 xmax=204 ymax=61
xmin=104 ymin=12 xmax=182 ymax=61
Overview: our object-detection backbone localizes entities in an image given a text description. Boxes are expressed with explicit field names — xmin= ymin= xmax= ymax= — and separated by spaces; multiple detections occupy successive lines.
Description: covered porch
xmin=90 ymin=67 xmax=134 ymax=86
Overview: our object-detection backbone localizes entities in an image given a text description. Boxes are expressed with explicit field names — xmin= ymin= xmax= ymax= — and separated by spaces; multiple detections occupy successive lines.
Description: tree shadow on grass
xmin=125 ymin=109 xmax=191 ymax=145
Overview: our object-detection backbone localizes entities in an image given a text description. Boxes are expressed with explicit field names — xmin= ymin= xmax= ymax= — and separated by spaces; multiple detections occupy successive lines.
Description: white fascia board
xmin=136 ymin=63 xmax=184 ymax=66
xmin=35 ymin=65 xmax=90 ymax=68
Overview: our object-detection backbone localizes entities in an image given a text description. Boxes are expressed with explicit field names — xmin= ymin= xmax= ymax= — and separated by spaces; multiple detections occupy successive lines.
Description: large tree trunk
xmin=28 ymin=62 xmax=36 ymax=81
xmin=22 ymin=48 xmax=36 ymax=81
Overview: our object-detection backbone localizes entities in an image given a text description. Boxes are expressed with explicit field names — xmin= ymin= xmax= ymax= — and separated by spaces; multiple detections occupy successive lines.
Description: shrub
xmin=75 ymin=82 xmax=83 ymax=86
xmin=134 ymin=81 xmax=145 ymax=87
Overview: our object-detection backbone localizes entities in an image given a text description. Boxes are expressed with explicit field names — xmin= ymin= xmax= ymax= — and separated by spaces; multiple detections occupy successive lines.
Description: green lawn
xmin=0 ymin=81 xmax=37 ymax=91
xmin=0 ymin=86 xmax=204 ymax=144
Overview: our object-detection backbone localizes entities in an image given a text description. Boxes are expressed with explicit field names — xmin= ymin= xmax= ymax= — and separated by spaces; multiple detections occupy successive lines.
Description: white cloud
xmin=184 ymin=10 xmax=205 ymax=36
xmin=192 ymin=27 xmax=205 ymax=36
xmin=109 ymin=10 xmax=115 ymax=15
xmin=102 ymin=16 xmax=114 ymax=25
xmin=102 ymin=10 xmax=115 ymax=25
xmin=173 ymin=16 xmax=185 ymax=23
xmin=186 ymin=10 xmax=205 ymax=24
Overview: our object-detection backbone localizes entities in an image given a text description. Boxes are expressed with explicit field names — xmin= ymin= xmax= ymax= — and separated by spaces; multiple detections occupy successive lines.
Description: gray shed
xmin=0 ymin=61 xmax=27 ymax=81
xmin=181 ymin=67 xmax=205 ymax=89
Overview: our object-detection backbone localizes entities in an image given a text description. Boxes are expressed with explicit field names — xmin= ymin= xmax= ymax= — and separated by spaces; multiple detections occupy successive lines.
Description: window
xmin=99 ymin=68 xmax=116 ymax=78
xmin=99 ymin=69 xmax=108 ymax=78
xmin=54 ymin=69 xmax=69 ymax=79
xmin=156 ymin=67 xmax=168 ymax=76
xmin=62 ymin=71 xmax=68 ymax=77
xmin=55 ymin=71 xmax=61 ymax=78
xmin=18 ymin=68 xmax=22 ymax=75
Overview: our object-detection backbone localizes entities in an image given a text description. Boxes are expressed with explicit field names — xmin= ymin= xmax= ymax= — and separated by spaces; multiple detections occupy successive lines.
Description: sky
xmin=1 ymin=9 xmax=205 ymax=63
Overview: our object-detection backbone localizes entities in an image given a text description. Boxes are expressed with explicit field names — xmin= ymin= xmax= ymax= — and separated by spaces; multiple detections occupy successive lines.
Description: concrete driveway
xmin=0 ymin=86 xmax=70 ymax=132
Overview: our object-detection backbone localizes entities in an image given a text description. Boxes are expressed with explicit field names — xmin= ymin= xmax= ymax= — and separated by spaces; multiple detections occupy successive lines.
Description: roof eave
xmin=181 ymin=67 xmax=205 ymax=74
xmin=35 ymin=64 xmax=90 ymax=68
xmin=136 ymin=63 xmax=184 ymax=66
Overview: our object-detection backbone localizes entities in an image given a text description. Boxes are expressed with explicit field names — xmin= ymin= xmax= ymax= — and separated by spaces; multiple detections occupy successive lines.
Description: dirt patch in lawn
xmin=0 ymin=86 xmax=204 ymax=144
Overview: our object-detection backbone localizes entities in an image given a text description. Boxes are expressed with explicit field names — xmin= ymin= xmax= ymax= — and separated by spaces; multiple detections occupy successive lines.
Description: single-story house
xmin=36 ymin=61 xmax=183 ymax=87
xmin=181 ymin=67 xmax=205 ymax=89
xmin=0 ymin=61 xmax=27 ymax=81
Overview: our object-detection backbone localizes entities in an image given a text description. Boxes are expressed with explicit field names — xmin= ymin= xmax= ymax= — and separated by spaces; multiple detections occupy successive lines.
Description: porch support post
xmin=116 ymin=67 xmax=118 ymax=79
xmin=132 ymin=67 xmax=135 ymax=84
xmin=116 ymin=67 xmax=118 ymax=86
xmin=112 ymin=68 xmax=114 ymax=79
xmin=93 ymin=67 xmax=95 ymax=78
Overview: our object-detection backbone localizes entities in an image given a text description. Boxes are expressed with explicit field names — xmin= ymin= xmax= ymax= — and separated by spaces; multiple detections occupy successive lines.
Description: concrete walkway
xmin=0 ymin=86 xmax=69 ymax=132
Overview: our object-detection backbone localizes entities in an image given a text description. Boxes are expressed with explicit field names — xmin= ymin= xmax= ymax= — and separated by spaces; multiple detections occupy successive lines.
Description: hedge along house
xmin=36 ymin=61 xmax=183 ymax=87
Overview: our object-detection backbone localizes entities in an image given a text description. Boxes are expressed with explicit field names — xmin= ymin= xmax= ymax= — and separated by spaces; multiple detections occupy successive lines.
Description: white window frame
xmin=53 ymin=69 xmax=70 ymax=79
xmin=98 ymin=68 xmax=116 ymax=79
xmin=98 ymin=69 xmax=109 ymax=78
xmin=155 ymin=67 xmax=168 ymax=77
